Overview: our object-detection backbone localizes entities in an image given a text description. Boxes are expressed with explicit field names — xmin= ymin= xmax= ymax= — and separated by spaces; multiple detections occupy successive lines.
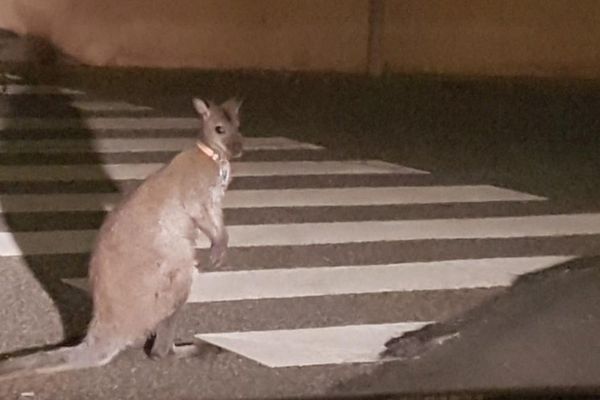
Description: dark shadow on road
xmin=329 ymin=256 xmax=600 ymax=398
xmin=0 ymin=44 xmax=117 ymax=357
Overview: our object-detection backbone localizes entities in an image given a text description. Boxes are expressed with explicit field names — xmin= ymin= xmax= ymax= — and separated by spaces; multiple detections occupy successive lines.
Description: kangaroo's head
xmin=193 ymin=97 xmax=243 ymax=160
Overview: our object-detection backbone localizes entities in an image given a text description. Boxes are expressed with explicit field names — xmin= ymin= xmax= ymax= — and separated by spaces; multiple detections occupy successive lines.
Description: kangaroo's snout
xmin=230 ymin=137 xmax=243 ymax=159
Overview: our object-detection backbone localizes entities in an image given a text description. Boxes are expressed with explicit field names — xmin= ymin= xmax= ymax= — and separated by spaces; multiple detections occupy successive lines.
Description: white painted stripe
xmin=2 ymin=73 xmax=22 ymax=81
xmin=0 ymin=160 xmax=424 ymax=181
xmin=0 ymin=137 xmax=323 ymax=153
xmin=0 ymin=85 xmax=83 ymax=95
xmin=194 ymin=322 xmax=431 ymax=367
xmin=223 ymin=186 xmax=544 ymax=207
xmin=0 ymin=117 xmax=199 ymax=130
xmin=213 ymin=213 xmax=600 ymax=248
xmin=189 ymin=256 xmax=571 ymax=301
xmin=63 ymin=256 xmax=572 ymax=301
xmin=2 ymin=214 xmax=600 ymax=256
xmin=237 ymin=137 xmax=323 ymax=150
xmin=0 ymin=186 xmax=544 ymax=213
xmin=70 ymin=101 xmax=153 ymax=112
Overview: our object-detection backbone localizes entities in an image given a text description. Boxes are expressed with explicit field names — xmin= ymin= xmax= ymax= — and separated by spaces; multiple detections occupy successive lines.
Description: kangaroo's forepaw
xmin=209 ymin=244 xmax=227 ymax=268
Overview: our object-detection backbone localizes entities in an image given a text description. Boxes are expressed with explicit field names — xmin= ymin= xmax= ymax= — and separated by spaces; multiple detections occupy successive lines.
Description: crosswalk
xmin=0 ymin=160 xmax=423 ymax=181
xmin=1 ymin=84 xmax=84 ymax=96
xmin=65 ymin=256 xmax=574 ymax=302
xmin=0 ymin=185 xmax=545 ymax=213
xmin=1 ymin=78 xmax=599 ymax=370
xmin=0 ymin=137 xmax=323 ymax=153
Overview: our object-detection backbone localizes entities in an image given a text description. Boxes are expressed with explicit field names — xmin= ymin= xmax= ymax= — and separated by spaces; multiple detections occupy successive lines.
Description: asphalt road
xmin=0 ymin=62 xmax=599 ymax=400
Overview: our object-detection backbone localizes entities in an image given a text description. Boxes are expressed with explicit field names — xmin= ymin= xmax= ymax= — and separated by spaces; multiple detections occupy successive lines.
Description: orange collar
xmin=197 ymin=141 xmax=231 ymax=184
xmin=196 ymin=141 xmax=220 ymax=162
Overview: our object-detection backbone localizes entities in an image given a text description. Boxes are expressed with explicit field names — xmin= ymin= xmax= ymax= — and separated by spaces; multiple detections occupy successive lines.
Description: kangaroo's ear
xmin=221 ymin=97 xmax=243 ymax=119
xmin=193 ymin=98 xmax=211 ymax=119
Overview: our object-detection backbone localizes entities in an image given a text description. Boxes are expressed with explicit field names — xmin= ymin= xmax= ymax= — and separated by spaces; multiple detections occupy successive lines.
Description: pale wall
xmin=384 ymin=0 xmax=600 ymax=77
xmin=2 ymin=0 xmax=600 ymax=77
xmin=0 ymin=0 xmax=369 ymax=71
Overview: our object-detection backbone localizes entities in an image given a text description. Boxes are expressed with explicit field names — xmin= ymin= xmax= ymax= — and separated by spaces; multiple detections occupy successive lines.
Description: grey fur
xmin=0 ymin=97 xmax=243 ymax=381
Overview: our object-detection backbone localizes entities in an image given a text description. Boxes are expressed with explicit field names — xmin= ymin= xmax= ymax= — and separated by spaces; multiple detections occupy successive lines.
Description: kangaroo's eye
xmin=215 ymin=125 xmax=226 ymax=134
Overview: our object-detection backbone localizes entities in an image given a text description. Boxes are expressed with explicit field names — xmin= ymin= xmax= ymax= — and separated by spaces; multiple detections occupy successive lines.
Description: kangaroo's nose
xmin=230 ymin=140 xmax=243 ymax=158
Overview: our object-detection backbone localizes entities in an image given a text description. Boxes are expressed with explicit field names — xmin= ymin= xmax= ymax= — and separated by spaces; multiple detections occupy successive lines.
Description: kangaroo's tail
xmin=0 ymin=339 xmax=122 ymax=382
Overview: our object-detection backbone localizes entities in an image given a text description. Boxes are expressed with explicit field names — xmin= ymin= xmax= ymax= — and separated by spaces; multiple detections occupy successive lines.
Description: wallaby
xmin=0 ymin=97 xmax=243 ymax=381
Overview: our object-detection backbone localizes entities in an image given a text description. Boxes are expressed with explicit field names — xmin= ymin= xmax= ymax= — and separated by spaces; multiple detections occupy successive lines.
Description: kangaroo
xmin=0 ymin=97 xmax=243 ymax=381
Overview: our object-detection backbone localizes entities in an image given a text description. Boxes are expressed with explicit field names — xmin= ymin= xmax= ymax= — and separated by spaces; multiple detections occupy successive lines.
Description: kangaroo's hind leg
xmin=148 ymin=310 xmax=180 ymax=360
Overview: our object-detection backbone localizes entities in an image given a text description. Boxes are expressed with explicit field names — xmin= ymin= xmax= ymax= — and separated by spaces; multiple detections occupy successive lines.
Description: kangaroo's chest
xmin=210 ymin=159 xmax=231 ymax=205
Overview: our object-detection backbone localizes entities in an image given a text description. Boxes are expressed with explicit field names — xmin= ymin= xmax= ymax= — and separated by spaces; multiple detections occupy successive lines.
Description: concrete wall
xmin=384 ymin=0 xmax=600 ymax=77
xmin=2 ymin=0 xmax=600 ymax=77
xmin=0 ymin=0 xmax=369 ymax=71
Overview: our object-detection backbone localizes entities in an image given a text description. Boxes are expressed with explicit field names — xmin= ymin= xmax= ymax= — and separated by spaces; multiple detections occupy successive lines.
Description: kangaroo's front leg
xmin=193 ymin=202 xmax=228 ymax=269
xmin=207 ymin=210 xmax=228 ymax=269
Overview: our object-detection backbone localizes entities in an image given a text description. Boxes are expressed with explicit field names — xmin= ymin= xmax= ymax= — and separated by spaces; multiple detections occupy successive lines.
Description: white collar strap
xmin=196 ymin=141 xmax=220 ymax=162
